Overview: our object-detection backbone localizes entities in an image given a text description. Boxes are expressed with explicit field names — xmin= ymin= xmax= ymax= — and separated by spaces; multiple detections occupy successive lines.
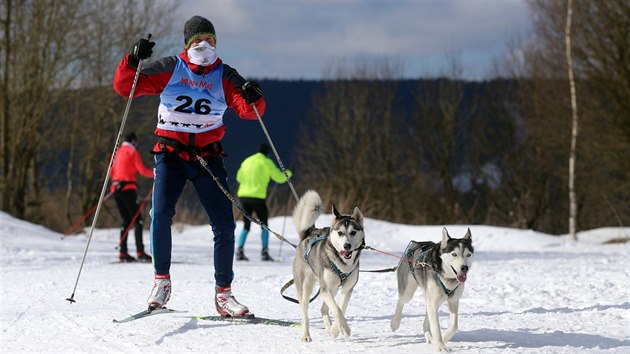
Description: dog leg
xmin=423 ymin=313 xmax=431 ymax=343
xmin=390 ymin=300 xmax=405 ymax=332
xmin=298 ymin=278 xmax=315 ymax=342
xmin=426 ymin=299 xmax=449 ymax=352
xmin=337 ymin=287 xmax=353 ymax=336
xmin=391 ymin=275 xmax=417 ymax=332
xmin=322 ymin=285 xmax=339 ymax=333
xmin=340 ymin=285 xmax=354 ymax=313
xmin=320 ymin=301 xmax=331 ymax=331
xmin=320 ymin=290 xmax=349 ymax=339
xmin=442 ymin=299 xmax=459 ymax=343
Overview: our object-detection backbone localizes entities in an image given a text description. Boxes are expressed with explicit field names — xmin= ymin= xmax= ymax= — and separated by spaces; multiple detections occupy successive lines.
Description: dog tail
xmin=293 ymin=190 xmax=322 ymax=240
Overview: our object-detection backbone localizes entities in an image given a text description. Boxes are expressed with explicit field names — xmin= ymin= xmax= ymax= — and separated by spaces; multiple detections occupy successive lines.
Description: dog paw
xmin=340 ymin=323 xmax=351 ymax=337
xmin=443 ymin=330 xmax=454 ymax=343
xmin=390 ymin=318 xmax=400 ymax=332
xmin=301 ymin=335 xmax=312 ymax=342
xmin=435 ymin=342 xmax=450 ymax=352
xmin=329 ymin=323 xmax=340 ymax=338
xmin=424 ymin=332 xmax=433 ymax=344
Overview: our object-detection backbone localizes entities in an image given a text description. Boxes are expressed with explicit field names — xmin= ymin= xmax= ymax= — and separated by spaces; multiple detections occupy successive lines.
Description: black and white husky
xmin=292 ymin=190 xmax=365 ymax=342
xmin=390 ymin=227 xmax=474 ymax=352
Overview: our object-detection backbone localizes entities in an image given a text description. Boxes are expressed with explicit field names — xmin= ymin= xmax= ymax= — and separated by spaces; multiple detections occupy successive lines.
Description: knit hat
xmin=184 ymin=16 xmax=216 ymax=48
xmin=124 ymin=132 xmax=137 ymax=143
xmin=258 ymin=143 xmax=271 ymax=156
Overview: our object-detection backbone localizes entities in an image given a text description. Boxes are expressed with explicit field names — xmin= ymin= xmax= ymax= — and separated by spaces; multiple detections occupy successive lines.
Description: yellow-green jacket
xmin=236 ymin=152 xmax=293 ymax=199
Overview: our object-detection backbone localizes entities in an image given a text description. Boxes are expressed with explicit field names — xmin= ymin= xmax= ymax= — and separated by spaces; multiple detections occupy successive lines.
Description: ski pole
xmin=117 ymin=188 xmax=153 ymax=249
xmin=251 ymin=104 xmax=299 ymax=203
xmin=63 ymin=191 xmax=114 ymax=238
xmin=66 ymin=34 xmax=152 ymax=304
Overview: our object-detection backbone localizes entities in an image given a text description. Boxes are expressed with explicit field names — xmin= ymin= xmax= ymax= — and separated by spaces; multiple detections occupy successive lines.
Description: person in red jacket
xmin=113 ymin=16 xmax=266 ymax=317
xmin=110 ymin=132 xmax=154 ymax=262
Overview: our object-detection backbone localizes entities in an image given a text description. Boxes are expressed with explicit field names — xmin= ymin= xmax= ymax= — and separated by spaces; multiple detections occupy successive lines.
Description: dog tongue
xmin=456 ymin=273 xmax=467 ymax=283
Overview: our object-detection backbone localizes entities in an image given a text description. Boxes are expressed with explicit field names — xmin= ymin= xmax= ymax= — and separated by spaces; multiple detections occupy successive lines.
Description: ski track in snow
xmin=1 ymin=211 xmax=629 ymax=353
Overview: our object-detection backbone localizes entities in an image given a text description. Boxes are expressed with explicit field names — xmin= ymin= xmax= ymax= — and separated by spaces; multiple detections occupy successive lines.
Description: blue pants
xmin=150 ymin=153 xmax=235 ymax=287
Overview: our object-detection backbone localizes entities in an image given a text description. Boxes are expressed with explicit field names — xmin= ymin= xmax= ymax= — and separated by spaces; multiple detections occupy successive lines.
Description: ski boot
xmin=215 ymin=286 xmax=251 ymax=317
xmin=261 ymin=248 xmax=274 ymax=262
xmin=236 ymin=248 xmax=249 ymax=261
xmin=147 ymin=274 xmax=171 ymax=310
xmin=136 ymin=252 xmax=153 ymax=263
xmin=119 ymin=253 xmax=136 ymax=263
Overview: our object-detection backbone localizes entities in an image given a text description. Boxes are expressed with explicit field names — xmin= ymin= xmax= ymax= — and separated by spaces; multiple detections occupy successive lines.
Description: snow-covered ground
xmin=1 ymin=211 xmax=628 ymax=353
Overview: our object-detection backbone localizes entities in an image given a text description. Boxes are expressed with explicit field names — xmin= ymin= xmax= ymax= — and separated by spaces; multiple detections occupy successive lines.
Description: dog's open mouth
xmin=339 ymin=250 xmax=353 ymax=260
xmin=451 ymin=265 xmax=468 ymax=283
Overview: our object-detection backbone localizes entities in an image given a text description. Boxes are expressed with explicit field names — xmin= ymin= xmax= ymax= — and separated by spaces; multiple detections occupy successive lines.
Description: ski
xmin=113 ymin=307 xmax=186 ymax=323
xmin=195 ymin=315 xmax=300 ymax=327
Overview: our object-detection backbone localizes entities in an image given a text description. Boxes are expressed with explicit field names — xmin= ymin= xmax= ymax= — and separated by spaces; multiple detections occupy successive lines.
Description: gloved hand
xmin=129 ymin=38 xmax=155 ymax=67
xmin=242 ymin=81 xmax=263 ymax=104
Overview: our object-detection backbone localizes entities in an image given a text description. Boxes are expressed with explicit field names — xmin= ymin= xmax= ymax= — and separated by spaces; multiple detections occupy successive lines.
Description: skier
xmin=235 ymin=143 xmax=292 ymax=261
xmin=113 ymin=16 xmax=266 ymax=317
xmin=110 ymin=131 xmax=154 ymax=263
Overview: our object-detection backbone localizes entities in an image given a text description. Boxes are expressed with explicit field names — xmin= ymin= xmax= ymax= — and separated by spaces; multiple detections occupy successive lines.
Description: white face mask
xmin=187 ymin=41 xmax=217 ymax=66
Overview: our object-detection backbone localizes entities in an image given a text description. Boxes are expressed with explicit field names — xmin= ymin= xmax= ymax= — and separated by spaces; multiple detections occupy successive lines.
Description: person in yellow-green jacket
xmin=236 ymin=143 xmax=293 ymax=261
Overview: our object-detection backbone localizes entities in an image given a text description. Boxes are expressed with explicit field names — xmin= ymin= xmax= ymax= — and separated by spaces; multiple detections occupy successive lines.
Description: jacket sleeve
xmin=133 ymin=150 xmax=154 ymax=178
xmin=266 ymin=158 xmax=291 ymax=184
xmin=113 ymin=54 xmax=176 ymax=97
xmin=236 ymin=164 xmax=244 ymax=184
xmin=222 ymin=64 xmax=266 ymax=119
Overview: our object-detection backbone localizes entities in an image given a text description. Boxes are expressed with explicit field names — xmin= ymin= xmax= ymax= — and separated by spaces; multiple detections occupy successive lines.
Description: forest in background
xmin=1 ymin=0 xmax=628 ymax=236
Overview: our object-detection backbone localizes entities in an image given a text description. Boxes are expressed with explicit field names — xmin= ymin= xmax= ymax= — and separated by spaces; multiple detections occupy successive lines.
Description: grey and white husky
xmin=390 ymin=227 xmax=474 ymax=352
xmin=292 ymin=190 xmax=365 ymax=342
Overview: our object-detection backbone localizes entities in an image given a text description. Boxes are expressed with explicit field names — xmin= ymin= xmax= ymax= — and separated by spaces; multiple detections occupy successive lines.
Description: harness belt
xmin=113 ymin=180 xmax=137 ymax=191
xmin=156 ymin=136 xmax=224 ymax=160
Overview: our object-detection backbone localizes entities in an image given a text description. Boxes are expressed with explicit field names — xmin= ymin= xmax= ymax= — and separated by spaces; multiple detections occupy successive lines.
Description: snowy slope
xmin=1 ymin=211 xmax=628 ymax=353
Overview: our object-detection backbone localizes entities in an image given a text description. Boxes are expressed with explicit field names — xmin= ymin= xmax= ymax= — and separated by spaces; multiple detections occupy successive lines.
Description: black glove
xmin=129 ymin=38 xmax=155 ymax=67
xmin=242 ymin=81 xmax=263 ymax=104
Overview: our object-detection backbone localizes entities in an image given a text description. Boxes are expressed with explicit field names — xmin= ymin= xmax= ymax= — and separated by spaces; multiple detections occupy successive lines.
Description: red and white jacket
xmin=110 ymin=142 xmax=154 ymax=192
xmin=113 ymin=51 xmax=266 ymax=161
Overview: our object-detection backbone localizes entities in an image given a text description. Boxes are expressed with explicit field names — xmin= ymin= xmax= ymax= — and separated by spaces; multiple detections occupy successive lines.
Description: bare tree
xmin=1 ymin=0 xmax=85 ymax=219
xmin=565 ymin=0 xmax=579 ymax=240
xmin=294 ymin=59 xmax=406 ymax=220
xmin=527 ymin=0 xmax=630 ymax=231
xmin=407 ymin=55 xmax=479 ymax=224
xmin=0 ymin=0 xmax=176 ymax=230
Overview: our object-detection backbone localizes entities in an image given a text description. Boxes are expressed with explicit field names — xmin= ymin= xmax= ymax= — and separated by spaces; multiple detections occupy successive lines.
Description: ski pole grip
xmin=146 ymin=33 xmax=152 ymax=40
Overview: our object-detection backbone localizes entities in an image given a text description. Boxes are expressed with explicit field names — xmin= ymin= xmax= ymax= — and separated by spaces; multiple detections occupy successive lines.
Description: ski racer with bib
xmin=113 ymin=16 xmax=266 ymax=317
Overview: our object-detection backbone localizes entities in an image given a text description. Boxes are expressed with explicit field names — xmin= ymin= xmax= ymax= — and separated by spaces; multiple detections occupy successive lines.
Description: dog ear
xmin=441 ymin=227 xmax=451 ymax=249
xmin=351 ymin=206 xmax=363 ymax=225
xmin=464 ymin=228 xmax=472 ymax=241
xmin=332 ymin=204 xmax=341 ymax=218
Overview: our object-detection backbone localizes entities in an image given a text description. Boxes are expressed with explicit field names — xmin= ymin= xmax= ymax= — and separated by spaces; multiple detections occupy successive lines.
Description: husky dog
xmin=390 ymin=227 xmax=474 ymax=352
xmin=292 ymin=190 xmax=365 ymax=342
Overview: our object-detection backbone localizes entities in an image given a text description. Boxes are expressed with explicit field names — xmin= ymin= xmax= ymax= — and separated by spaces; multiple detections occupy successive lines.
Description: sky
xmin=172 ymin=0 xmax=533 ymax=80
xmin=1 ymin=210 xmax=629 ymax=353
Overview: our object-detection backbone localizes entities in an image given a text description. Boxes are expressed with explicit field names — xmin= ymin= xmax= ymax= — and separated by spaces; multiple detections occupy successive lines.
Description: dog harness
xmin=435 ymin=273 xmax=459 ymax=297
xmin=303 ymin=229 xmax=357 ymax=286
xmin=406 ymin=241 xmax=460 ymax=297
xmin=328 ymin=257 xmax=354 ymax=285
